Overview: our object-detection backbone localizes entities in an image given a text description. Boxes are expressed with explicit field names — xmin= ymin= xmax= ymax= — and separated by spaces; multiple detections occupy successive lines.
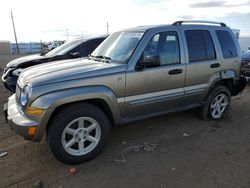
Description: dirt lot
xmin=0 ymin=76 xmax=250 ymax=188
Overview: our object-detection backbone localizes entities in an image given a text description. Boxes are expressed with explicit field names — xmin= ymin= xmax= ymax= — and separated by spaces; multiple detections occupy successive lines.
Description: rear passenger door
xmin=182 ymin=29 xmax=219 ymax=104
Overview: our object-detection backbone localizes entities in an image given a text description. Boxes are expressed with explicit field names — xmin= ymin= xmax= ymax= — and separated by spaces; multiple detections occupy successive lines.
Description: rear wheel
xmin=47 ymin=103 xmax=110 ymax=164
xmin=200 ymin=86 xmax=231 ymax=120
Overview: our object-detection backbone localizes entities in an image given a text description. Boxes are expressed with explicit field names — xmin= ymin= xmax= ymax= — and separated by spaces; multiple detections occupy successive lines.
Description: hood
xmin=6 ymin=54 xmax=49 ymax=68
xmin=19 ymin=58 xmax=126 ymax=87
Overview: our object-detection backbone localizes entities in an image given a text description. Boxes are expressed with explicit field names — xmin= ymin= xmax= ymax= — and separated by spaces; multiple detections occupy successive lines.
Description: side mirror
xmin=136 ymin=55 xmax=160 ymax=70
xmin=69 ymin=52 xmax=80 ymax=58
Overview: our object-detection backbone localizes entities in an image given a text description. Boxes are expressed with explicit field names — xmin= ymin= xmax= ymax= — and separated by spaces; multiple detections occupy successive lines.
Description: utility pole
xmin=106 ymin=22 xmax=109 ymax=35
xmin=11 ymin=11 xmax=19 ymax=54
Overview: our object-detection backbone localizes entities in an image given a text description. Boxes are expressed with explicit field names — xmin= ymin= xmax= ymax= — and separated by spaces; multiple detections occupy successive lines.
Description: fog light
xmin=26 ymin=106 xmax=44 ymax=115
xmin=28 ymin=127 xmax=36 ymax=136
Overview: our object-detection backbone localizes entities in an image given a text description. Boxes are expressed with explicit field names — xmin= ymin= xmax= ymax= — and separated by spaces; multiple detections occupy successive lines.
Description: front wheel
xmin=47 ymin=103 xmax=111 ymax=164
xmin=200 ymin=86 xmax=231 ymax=120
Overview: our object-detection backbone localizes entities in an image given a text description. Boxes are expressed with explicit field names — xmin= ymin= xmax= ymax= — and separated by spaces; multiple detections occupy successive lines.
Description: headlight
xmin=20 ymin=85 xmax=32 ymax=106
xmin=12 ymin=68 xmax=23 ymax=76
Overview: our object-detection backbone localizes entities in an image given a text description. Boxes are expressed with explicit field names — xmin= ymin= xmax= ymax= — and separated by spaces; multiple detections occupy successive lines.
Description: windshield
xmin=45 ymin=40 xmax=82 ymax=57
xmin=91 ymin=31 xmax=144 ymax=63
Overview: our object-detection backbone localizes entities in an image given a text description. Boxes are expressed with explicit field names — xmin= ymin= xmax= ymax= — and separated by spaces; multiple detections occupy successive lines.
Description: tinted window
xmin=80 ymin=40 xmax=103 ymax=57
xmin=202 ymin=31 xmax=216 ymax=60
xmin=216 ymin=30 xmax=237 ymax=58
xmin=68 ymin=46 xmax=80 ymax=55
xmin=185 ymin=30 xmax=216 ymax=62
xmin=143 ymin=31 xmax=180 ymax=66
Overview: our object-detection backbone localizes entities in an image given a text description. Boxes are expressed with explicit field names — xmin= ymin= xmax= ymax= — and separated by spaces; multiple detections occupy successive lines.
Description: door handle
xmin=168 ymin=69 xmax=183 ymax=75
xmin=210 ymin=63 xmax=220 ymax=68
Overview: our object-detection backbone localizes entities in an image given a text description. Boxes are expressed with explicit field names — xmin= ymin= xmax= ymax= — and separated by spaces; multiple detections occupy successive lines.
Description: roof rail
xmin=172 ymin=20 xmax=227 ymax=27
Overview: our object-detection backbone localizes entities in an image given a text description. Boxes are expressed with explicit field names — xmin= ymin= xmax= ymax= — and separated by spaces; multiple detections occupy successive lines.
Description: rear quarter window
xmin=216 ymin=30 xmax=238 ymax=58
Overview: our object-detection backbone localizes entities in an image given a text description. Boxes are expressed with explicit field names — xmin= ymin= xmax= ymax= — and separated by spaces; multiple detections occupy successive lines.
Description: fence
xmin=11 ymin=42 xmax=43 ymax=54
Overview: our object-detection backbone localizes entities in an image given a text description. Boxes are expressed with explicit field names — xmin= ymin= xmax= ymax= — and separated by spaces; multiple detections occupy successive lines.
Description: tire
xmin=200 ymin=86 xmax=231 ymax=120
xmin=47 ymin=103 xmax=111 ymax=164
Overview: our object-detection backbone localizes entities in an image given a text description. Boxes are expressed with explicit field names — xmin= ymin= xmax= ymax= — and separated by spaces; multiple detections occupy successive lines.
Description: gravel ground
xmin=0 ymin=76 xmax=250 ymax=188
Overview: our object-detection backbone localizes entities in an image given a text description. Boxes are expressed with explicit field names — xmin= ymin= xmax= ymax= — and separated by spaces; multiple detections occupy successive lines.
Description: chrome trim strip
xmin=125 ymin=88 xmax=183 ymax=102
xmin=130 ymin=92 xmax=183 ymax=107
xmin=117 ymin=83 xmax=208 ymax=105
xmin=184 ymin=84 xmax=207 ymax=96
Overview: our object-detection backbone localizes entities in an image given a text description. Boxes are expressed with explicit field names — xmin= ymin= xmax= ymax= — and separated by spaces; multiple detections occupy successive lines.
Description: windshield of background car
xmin=45 ymin=40 xmax=82 ymax=57
xmin=91 ymin=31 xmax=144 ymax=63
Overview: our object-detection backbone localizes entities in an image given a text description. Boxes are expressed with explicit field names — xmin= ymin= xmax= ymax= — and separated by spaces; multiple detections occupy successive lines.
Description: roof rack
xmin=172 ymin=20 xmax=227 ymax=27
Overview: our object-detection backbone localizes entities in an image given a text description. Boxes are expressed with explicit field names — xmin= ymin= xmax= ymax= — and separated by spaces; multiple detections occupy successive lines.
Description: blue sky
xmin=0 ymin=0 xmax=250 ymax=42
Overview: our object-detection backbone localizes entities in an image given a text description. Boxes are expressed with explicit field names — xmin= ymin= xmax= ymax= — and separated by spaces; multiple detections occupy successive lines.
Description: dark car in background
xmin=2 ymin=36 xmax=107 ymax=92
xmin=241 ymin=51 xmax=250 ymax=81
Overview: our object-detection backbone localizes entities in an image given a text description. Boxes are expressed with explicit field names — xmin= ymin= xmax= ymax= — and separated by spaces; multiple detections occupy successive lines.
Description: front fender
xmin=31 ymin=86 xmax=122 ymax=141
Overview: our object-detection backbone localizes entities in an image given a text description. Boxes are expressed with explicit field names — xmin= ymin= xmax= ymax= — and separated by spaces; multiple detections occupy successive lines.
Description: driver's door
xmin=124 ymin=31 xmax=186 ymax=119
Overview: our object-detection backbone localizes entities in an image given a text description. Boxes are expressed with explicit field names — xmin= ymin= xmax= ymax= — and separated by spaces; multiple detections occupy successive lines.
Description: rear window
xmin=216 ymin=30 xmax=237 ymax=58
xmin=185 ymin=30 xmax=216 ymax=62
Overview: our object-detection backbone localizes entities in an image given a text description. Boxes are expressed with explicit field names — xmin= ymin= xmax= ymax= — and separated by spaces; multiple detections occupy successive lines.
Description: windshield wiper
xmin=89 ymin=55 xmax=112 ymax=62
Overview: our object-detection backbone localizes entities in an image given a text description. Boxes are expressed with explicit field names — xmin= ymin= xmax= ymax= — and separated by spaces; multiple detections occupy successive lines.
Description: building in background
xmin=11 ymin=41 xmax=65 ymax=54
xmin=0 ymin=41 xmax=11 ymax=55
xmin=11 ymin=42 xmax=42 ymax=54
xmin=239 ymin=37 xmax=250 ymax=53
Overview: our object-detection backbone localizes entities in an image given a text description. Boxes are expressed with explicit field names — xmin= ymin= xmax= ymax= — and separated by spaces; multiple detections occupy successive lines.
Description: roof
xmin=72 ymin=35 xmax=108 ymax=42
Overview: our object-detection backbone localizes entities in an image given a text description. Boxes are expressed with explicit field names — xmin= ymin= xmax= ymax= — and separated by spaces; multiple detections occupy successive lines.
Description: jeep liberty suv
xmin=4 ymin=20 xmax=247 ymax=164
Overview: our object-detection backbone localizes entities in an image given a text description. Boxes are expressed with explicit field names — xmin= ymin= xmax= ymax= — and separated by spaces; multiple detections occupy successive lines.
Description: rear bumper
xmin=4 ymin=95 xmax=39 ymax=140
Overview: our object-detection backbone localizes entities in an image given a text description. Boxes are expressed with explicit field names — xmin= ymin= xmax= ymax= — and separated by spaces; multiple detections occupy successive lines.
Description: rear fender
xmin=202 ymin=70 xmax=245 ymax=100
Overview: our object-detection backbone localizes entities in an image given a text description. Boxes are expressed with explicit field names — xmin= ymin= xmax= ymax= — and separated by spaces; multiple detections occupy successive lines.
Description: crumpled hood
xmin=7 ymin=54 xmax=49 ymax=68
xmin=19 ymin=58 xmax=126 ymax=87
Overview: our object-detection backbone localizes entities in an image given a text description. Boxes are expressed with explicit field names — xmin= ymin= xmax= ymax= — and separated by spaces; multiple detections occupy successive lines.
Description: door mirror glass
xmin=136 ymin=55 xmax=160 ymax=69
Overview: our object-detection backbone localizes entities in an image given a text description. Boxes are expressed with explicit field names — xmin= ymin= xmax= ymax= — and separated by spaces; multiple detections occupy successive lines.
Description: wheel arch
xmin=32 ymin=86 xmax=122 ymax=141
xmin=202 ymin=70 xmax=238 ymax=101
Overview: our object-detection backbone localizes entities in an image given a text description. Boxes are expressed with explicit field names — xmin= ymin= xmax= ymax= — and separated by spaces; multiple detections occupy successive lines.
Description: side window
xmin=143 ymin=31 xmax=180 ymax=66
xmin=68 ymin=46 xmax=80 ymax=55
xmin=185 ymin=30 xmax=216 ymax=62
xmin=80 ymin=40 xmax=103 ymax=57
xmin=216 ymin=30 xmax=237 ymax=58
xmin=202 ymin=31 xmax=216 ymax=60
